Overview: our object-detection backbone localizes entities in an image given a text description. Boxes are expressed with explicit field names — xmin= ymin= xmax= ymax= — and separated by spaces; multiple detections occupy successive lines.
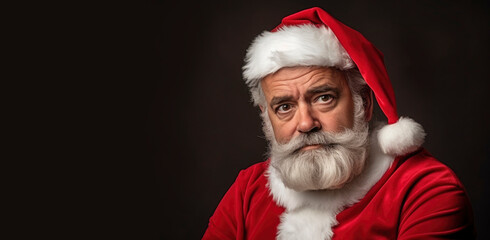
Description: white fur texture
xmin=267 ymin=131 xmax=395 ymax=240
xmin=243 ymin=24 xmax=354 ymax=89
xmin=377 ymin=117 xmax=425 ymax=156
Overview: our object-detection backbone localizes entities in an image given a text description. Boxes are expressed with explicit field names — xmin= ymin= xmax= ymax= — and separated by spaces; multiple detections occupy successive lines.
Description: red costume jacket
xmin=203 ymin=149 xmax=475 ymax=239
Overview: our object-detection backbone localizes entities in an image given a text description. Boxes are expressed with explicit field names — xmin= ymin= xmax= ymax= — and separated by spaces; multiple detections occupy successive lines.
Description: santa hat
xmin=243 ymin=7 xmax=425 ymax=156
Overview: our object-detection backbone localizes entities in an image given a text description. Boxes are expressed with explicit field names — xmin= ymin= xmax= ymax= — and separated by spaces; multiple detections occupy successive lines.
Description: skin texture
xmin=260 ymin=67 xmax=363 ymax=146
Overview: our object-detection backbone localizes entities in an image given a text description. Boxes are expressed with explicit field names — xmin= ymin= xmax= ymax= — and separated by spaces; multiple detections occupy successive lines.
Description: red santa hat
xmin=243 ymin=7 xmax=425 ymax=156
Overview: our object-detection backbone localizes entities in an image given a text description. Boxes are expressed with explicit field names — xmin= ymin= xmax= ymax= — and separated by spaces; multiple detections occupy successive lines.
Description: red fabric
xmin=202 ymin=162 xmax=285 ymax=239
xmin=273 ymin=7 xmax=399 ymax=124
xmin=202 ymin=149 xmax=475 ymax=239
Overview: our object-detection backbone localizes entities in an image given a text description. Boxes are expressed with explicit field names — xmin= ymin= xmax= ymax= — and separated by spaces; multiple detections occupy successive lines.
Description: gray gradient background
xmin=120 ymin=0 xmax=490 ymax=239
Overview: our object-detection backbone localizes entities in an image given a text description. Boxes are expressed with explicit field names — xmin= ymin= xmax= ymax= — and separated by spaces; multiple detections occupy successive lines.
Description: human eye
xmin=275 ymin=104 xmax=292 ymax=114
xmin=316 ymin=94 xmax=335 ymax=104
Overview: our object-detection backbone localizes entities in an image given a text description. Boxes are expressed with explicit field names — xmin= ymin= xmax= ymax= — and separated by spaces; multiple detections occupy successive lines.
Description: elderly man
xmin=203 ymin=7 xmax=474 ymax=240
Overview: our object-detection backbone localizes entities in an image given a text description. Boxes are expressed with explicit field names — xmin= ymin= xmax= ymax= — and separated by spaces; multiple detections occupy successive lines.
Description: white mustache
xmin=272 ymin=128 xmax=367 ymax=157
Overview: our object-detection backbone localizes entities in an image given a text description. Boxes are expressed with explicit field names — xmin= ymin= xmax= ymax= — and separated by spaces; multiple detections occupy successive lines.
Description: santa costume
xmin=203 ymin=7 xmax=475 ymax=240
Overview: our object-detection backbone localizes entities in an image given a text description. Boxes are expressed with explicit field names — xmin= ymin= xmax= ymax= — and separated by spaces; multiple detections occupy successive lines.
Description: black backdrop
xmin=89 ymin=0 xmax=490 ymax=239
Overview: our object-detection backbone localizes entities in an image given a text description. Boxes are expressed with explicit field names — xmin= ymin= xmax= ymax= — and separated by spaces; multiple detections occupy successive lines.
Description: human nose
xmin=296 ymin=105 xmax=321 ymax=134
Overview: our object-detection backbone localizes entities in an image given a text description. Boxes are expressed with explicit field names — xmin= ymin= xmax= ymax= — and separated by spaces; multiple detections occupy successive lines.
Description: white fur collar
xmin=266 ymin=131 xmax=395 ymax=240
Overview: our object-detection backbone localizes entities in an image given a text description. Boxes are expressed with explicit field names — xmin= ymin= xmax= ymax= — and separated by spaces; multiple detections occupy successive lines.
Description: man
xmin=203 ymin=7 xmax=474 ymax=240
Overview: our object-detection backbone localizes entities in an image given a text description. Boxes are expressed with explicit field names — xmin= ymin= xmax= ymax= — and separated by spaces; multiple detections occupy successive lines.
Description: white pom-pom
xmin=377 ymin=117 xmax=426 ymax=156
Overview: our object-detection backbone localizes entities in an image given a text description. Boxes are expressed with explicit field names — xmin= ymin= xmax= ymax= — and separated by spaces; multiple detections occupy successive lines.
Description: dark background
xmin=80 ymin=0 xmax=489 ymax=239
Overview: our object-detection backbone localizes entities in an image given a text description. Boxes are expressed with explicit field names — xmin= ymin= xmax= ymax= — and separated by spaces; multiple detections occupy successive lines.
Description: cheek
xmin=334 ymin=97 xmax=355 ymax=130
xmin=269 ymin=113 xmax=296 ymax=143
xmin=344 ymin=95 xmax=355 ymax=127
xmin=318 ymin=98 xmax=355 ymax=132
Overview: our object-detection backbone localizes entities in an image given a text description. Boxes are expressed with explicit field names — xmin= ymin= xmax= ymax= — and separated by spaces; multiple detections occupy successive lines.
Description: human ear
xmin=363 ymin=88 xmax=374 ymax=121
xmin=259 ymin=105 xmax=264 ymax=113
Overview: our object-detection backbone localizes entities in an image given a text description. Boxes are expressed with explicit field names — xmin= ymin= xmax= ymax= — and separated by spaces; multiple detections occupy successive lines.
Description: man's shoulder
xmin=231 ymin=160 xmax=274 ymax=204
xmin=394 ymin=148 xmax=465 ymax=188
xmin=235 ymin=160 xmax=270 ymax=184
xmin=389 ymin=149 xmax=475 ymax=238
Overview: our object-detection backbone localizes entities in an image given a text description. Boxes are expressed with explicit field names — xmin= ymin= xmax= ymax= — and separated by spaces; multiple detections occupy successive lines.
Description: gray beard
xmin=262 ymin=109 xmax=369 ymax=192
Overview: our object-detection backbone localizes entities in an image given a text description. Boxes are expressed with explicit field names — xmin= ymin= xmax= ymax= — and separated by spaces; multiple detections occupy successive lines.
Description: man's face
xmin=260 ymin=66 xmax=370 ymax=191
xmin=261 ymin=66 xmax=355 ymax=145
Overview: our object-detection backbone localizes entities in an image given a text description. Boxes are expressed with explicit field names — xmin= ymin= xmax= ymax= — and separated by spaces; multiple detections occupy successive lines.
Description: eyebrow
xmin=270 ymin=95 xmax=294 ymax=109
xmin=306 ymin=84 xmax=339 ymax=96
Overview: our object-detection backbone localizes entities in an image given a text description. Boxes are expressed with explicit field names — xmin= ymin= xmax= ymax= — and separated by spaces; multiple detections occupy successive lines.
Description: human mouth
xmin=299 ymin=144 xmax=322 ymax=151
xmin=295 ymin=143 xmax=337 ymax=153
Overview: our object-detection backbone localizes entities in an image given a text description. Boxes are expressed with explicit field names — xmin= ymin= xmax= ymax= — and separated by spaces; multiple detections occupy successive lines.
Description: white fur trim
xmin=243 ymin=24 xmax=354 ymax=88
xmin=267 ymin=131 xmax=394 ymax=240
xmin=377 ymin=117 xmax=425 ymax=156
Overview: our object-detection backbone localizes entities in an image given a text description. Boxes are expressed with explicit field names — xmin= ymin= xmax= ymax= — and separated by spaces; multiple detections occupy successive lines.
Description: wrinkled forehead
xmin=261 ymin=67 xmax=346 ymax=91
